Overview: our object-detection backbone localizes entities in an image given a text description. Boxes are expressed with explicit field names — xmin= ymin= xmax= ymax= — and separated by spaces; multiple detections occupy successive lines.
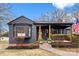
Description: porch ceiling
xmin=35 ymin=23 xmax=73 ymax=29
xmin=51 ymin=25 xmax=69 ymax=29
xmin=34 ymin=22 xmax=73 ymax=25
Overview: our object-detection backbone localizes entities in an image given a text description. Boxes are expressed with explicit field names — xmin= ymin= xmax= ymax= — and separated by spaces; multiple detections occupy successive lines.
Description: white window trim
xmin=15 ymin=26 xmax=31 ymax=37
xmin=29 ymin=27 xmax=31 ymax=37
xmin=15 ymin=26 xmax=25 ymax=37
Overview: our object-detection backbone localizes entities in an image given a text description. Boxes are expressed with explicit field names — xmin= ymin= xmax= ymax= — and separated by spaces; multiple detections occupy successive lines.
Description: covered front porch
xmin=35 ymin=23 xmax=73 ymax=41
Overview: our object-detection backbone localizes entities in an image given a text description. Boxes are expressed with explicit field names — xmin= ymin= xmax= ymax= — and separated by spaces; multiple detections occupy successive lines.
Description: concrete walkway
xmin=40 ymin=42 xmax=79 ymax=56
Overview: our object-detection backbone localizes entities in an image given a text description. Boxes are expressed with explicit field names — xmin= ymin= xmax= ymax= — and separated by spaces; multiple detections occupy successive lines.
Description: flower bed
xmin=51 ymin=34 xmax=71 ymax=47
xmin=7 ymin=42 xmax=39 ymax=49
xmin=51 ymin=34 xmax=79 ymax=48
xmin=51 ymin=42 xmax=71 ymax=47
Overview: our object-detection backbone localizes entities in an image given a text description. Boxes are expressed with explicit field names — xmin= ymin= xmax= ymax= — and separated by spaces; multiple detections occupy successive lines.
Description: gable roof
xmin=8 ymin=16 xmax=35 ymax=25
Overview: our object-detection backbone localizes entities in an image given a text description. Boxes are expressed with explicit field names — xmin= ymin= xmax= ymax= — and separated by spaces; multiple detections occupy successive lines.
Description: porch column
xmin=61 ymin=29 xmax=63 ymax=34
xmin=49 ymin=25 xmax=51 ymax=39
xmin=61 ymin=29 xmax=62 ymax=34
xmin=61 ymin=29 xmax=64 ymax=34
xmin=38 ymin=25 xmax=42 ymax=39
xmin=70 ymin=25 xmax=72 ymax=41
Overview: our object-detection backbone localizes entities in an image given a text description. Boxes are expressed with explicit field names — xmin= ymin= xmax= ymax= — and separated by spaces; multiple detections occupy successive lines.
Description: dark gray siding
xmin=29 ymin=25 xmax=37 ymax=43
xmin=8 ymin=16 xmax=36 ymax=44
xmin=9 ymin=16 xmax=34 ymax=25
xmin=9 ymin=24 xmax=16 ymax=44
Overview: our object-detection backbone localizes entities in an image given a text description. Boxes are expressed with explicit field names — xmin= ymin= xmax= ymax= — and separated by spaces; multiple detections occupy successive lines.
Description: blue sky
xmin=8 ymin=3 xmax=79 ymax=20
xmin=9 ymin=3 xmax=56 ymax=20
xmin=3 ymin=3 xmax=79 ymax=31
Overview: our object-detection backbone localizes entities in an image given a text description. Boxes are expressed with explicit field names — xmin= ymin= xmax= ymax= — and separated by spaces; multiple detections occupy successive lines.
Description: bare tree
xmin=73 ymin=10 xmax=79 ymax=19
xmin=37 ymin=9 xmax=73 ymax=23
xmin=0 ymin=3 xmax=13 ymax=39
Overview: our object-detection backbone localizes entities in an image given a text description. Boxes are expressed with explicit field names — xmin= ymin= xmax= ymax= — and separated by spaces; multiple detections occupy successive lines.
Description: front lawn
xmin=0 ymin=40 xmax=57 ymax=56
xmin=0 ymin=40 xmax=9 ymax=44
xmin=57 ymin=48 xmax=79 ymax=53
xmin=0 ymin=49 xmax=57 ymax=56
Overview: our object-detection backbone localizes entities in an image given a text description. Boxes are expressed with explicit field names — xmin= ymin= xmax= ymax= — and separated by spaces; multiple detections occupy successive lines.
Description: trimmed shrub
xmin=71 ymin=43 xmax=79 ymax=47
xmin=72 ymin=34 xmax=79 ymax=43
xmin=51 ymin=34 xmax=70 ymax=41
xmin=51 ymin=34 xmax=71 ymax=47
xmin=71 ymin=34 xmax=79 ymax=47
xmin=51 ymin=34 xmax=79 ymax=47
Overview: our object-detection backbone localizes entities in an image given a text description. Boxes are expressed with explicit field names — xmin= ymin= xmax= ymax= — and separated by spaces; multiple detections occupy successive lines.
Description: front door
xmin=42 ymin=27 xmax=49 ymax=40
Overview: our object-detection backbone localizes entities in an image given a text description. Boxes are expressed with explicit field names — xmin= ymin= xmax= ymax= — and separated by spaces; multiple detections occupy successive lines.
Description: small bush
xmin=15 ymin=36 xmax=25 ymax=44
xmin=28 ymin=44 xmax=34 ymax=49
xmin=71 ymin=43 xmax=79 ymax=47
xmin=47 ymin=38 xmax=52 ymax=44
xmin=38 ymin=38 xmax=44 ymax=44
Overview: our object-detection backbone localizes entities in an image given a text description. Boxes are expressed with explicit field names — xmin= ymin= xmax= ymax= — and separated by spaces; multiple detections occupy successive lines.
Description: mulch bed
xmin=7 ymin=42 xmax=39 ymax=49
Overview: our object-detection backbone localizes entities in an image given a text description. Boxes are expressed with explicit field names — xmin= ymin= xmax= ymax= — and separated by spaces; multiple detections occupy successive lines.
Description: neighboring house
xmin=8 ymin=16 xmax=73 ymax=44
xmin=0 ymin=37 xmax=9 ymax=41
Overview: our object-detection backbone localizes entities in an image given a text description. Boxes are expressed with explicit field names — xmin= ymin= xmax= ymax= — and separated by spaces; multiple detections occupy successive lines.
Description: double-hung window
xmin=15 ymin=26 xmax=31 ymax=37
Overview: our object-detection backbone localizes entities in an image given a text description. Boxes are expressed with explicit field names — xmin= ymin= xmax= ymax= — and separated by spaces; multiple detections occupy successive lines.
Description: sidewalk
xmin=40 ymin=43 xmax=79 ymax=56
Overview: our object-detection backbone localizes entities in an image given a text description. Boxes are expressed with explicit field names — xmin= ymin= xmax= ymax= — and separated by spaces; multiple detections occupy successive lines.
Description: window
xmin=15 ymin=26 xmax=31 ymax=37
xmin=16 ymin=27 xmax=25 ymax=33
xmin=16 ymin=26 xmax=25 ymax=37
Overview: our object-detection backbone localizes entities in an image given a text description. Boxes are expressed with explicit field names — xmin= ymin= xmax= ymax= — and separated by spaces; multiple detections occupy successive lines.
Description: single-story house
xmin=8 ymin=16 xmax=73 ymax=44
xmin=0 ymin=37 xmax=9 ymax=41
